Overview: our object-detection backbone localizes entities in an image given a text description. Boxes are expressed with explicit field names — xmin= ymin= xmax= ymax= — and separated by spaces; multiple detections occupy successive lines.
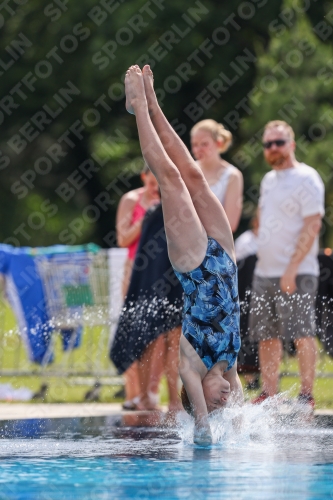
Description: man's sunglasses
xmin=262 ymin=140 xmax=287 ymax=149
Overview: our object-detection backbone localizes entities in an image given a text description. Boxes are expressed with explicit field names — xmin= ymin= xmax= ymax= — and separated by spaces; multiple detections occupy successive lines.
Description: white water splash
xmin=176 ymin=390 xmax=318 ymax=452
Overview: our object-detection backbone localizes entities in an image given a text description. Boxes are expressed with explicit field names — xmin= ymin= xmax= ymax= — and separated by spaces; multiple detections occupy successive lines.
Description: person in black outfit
xmin=316 ymin=251 xmax=333 ymax=357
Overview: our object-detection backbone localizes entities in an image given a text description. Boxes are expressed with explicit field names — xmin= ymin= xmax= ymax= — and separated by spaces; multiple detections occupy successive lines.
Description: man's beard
xmin=266 ymin=153 xmax=288 ymax=167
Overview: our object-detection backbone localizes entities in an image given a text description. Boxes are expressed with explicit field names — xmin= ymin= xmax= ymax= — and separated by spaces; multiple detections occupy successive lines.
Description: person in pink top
xmin=116 ymin=164 xmax=160 ymax=405
xmin=117 ymin=164 xmax=160 ymax=296
xmin=127 ymin=200 xmax=146 ymax=260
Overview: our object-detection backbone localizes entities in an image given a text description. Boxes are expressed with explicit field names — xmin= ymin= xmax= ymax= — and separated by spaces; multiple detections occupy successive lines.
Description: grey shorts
xmin=249 ymin=274 xmax=318 ymax=342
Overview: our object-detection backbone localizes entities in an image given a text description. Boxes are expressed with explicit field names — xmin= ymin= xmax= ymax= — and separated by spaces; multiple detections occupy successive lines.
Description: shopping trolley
xmin=34 ymin=249 xmax=122 ymax=388
xmin=0 ymin=248 xmax=125 ymax=399
xmin=36 ymin=250 xmax=110 ymax=329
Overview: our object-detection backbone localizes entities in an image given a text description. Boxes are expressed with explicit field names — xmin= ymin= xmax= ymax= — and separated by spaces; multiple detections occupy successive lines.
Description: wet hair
xmin=180 ymin=385 xmax=194 ymax=416
xmin=190 ymin=119 xmax=233 ymax=153
xmin=264 ymin=120 xmax=295 ymax=141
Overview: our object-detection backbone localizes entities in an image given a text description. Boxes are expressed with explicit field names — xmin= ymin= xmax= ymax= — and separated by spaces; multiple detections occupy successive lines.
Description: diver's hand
xmin=194 ymin=422 xmax=212 ymax=446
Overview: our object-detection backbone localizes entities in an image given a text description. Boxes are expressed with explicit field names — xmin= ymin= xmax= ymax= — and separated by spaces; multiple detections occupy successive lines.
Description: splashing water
xmin=177 ymin=390 xmax=329 ymax=457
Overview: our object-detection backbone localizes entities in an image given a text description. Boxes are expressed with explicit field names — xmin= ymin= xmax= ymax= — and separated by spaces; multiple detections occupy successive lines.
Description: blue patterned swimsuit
xmin=174 ymin=237 xmax=240 ymax=371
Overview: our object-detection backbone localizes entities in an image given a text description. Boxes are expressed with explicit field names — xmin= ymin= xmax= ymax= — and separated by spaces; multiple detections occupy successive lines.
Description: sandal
xmin=122 ymin=396 xmax=141 ymax=411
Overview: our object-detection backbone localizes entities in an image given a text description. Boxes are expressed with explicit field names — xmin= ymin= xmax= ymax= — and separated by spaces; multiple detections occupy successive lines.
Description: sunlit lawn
xmin=243 ymin=354 xmax=333 ymax=409
xmin=0 ymin=301 xmax=332 ymax=408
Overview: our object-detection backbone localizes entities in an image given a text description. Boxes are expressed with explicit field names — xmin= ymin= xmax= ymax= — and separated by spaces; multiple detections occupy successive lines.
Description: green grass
xmin=0 ymin=301 xmax=333 ymax=408
xmin=243 ymin=350 xmax=333 ymax=408
xmin=0 ymin=300 xmax=121 ymax=403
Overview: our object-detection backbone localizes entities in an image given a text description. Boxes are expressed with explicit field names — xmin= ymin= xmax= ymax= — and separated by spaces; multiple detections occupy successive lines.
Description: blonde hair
xmin=190 ymin=119 xmax=233 ymax=153
xmin=264 ymin=120 xmax=295 ymax=141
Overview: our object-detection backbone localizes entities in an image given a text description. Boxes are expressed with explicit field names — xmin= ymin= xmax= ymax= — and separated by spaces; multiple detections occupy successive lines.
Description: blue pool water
xmin=1 ymin=403 xmax=333 ymax=499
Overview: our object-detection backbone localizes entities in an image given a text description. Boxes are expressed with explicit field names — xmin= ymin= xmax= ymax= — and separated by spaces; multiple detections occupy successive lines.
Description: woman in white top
xmin=190 ymin=119 xmax=243 ymax=232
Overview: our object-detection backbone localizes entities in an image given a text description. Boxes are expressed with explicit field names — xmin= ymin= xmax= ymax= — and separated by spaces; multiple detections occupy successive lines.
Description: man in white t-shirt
xmin=249 ymin=120 xmax=325 ymax=409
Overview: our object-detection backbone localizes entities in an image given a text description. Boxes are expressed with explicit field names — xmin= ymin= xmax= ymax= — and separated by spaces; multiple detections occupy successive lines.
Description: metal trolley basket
xmin=36 ymin=250 xmax=110 ymax=329
xmin=33 ymin=249 xmax=122 ymax=385
xmin=0 ymin=248 xmax=125 ymax=396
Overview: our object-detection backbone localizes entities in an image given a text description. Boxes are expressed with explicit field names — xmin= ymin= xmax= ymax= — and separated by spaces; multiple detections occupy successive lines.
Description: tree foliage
xmin=234 ymin=0 xmax=333 ymax=245
xmin=0 ymin=0 xmax=332 ymax=246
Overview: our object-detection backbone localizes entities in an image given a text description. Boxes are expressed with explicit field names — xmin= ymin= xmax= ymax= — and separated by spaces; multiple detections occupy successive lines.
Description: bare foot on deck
xmin=142 ymin=65 xmax=158 ymax=111
xmin=135 ymin=394 xmax=160 ymax=411
xmin=125 ymin=65 xmax=147 ymax=115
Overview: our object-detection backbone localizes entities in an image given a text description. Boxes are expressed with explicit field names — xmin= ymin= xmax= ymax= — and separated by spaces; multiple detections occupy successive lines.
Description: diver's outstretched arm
xmin=179 ymin=338 xmax=212 ymax=446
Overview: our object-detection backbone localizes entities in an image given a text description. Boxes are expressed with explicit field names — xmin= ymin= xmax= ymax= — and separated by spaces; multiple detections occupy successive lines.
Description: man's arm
xmin=280 ymin=213 xmax=322 ymax=294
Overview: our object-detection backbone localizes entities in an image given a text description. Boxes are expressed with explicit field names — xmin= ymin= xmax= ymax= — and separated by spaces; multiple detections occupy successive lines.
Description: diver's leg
xmin=142 ymin=65 xmax=234 ymax=260
xmin=125 ymin=65 xmax=207 ymax=271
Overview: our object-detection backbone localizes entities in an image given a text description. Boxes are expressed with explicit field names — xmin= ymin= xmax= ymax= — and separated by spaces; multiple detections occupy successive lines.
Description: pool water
xmin=1 ymin=402 xmax=333 ymax=500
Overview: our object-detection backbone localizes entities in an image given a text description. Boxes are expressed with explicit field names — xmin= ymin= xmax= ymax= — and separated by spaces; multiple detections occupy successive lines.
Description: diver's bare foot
xmin=125 ymin=65 xmax=147 ymax=115
xmin=142 ymin=65 xmax=158 ymax=111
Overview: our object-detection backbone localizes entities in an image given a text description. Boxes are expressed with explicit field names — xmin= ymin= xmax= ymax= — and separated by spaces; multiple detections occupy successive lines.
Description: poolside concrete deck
xmin=0 ymin=403 xmax=170 ymax=420
xmin=0 ymin=403 xmax=332 ymax=420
